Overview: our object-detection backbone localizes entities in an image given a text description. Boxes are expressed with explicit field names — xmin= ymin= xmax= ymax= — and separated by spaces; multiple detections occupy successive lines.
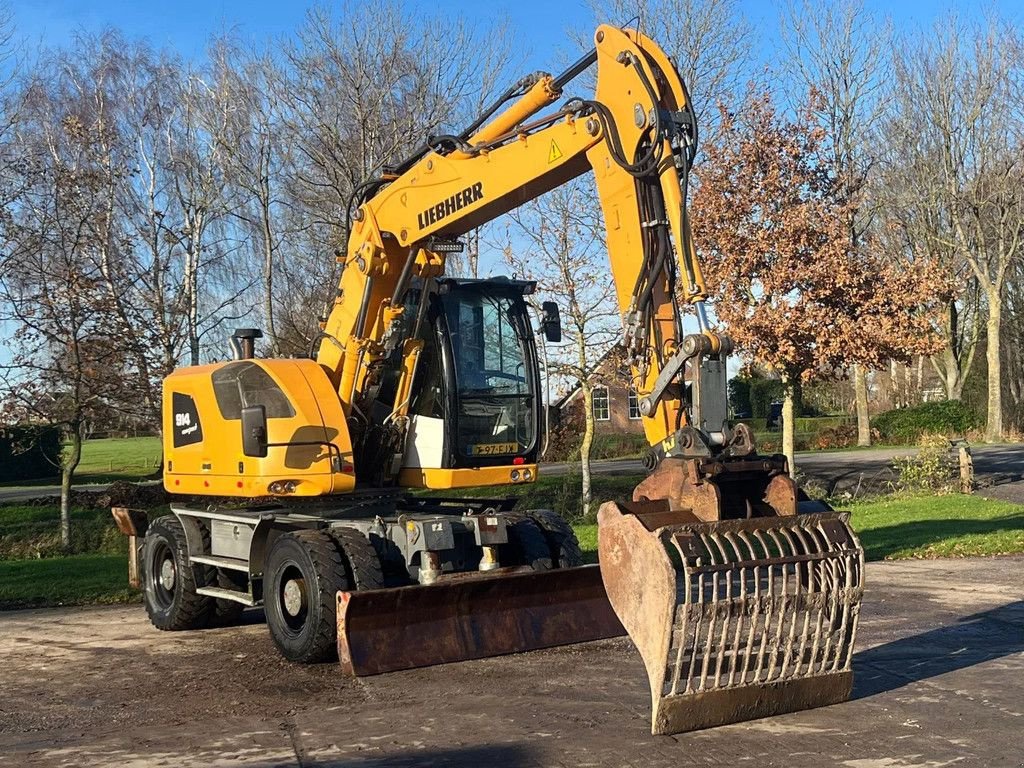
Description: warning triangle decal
xmin=548 ymin=139 xmax=563 ymax=164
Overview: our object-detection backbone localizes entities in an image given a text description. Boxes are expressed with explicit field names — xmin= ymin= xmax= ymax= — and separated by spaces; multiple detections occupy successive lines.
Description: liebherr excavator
xmin=114 ymin=24 xmax=864 ymax=735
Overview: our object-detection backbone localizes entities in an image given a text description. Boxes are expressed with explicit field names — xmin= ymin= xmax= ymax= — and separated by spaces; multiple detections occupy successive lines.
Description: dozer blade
xmin=598 ymin=502 xmax=864 ymax=735
xmin=336 ymin=565 xmax=625 ymax=675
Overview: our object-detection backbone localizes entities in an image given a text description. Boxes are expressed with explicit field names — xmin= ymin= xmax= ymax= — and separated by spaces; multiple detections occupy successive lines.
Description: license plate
xmin=469 ymin=442 xmax=518 ymax=456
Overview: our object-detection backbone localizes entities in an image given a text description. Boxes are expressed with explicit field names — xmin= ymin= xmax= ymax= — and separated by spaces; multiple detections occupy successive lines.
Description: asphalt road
xmin=1 ymin=556 xmax=1021 ymax=766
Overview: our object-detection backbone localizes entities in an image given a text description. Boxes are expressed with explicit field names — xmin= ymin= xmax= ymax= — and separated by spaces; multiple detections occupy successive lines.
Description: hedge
xmin=0 ymin=425 xmax=62 ymax=482
xmin=872 ymin=400 xmax=981 ymax=444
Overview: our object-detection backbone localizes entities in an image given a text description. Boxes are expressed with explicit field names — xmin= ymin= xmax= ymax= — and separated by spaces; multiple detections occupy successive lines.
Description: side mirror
xmin=241 ymin=405 xmax=268 ymax=458
xmin=540 ymin=301 xmax=562 ymax=343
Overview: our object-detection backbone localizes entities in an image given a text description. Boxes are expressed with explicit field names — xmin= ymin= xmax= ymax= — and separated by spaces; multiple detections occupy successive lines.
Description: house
xmin=551 ymin=347 xmax=645 ymax=435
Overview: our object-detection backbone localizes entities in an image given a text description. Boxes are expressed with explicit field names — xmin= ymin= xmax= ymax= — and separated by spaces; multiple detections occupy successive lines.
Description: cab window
xmin=211 ymin=362 xmax=296 ymax=420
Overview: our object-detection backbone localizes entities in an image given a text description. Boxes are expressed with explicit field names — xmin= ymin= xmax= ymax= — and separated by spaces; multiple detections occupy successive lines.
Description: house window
xmin=592 ymin=386 xmax=610 ymax=421
xmin=628 ymin=388 xmax=642 ymax=420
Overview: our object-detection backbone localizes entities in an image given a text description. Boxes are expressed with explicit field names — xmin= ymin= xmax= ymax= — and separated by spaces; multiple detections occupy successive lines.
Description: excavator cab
xmin=398 ymin=278 xmax=543 ymax=488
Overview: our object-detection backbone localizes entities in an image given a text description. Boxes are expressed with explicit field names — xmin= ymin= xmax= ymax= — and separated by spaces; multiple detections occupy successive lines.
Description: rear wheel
xmin=142 ymin=515 xmax=212 ymax=631
xmin=504 ymin=517 xmax=553 ymax=571
xmin=264 ymin=530 xmax=350 ymax=663
xmin=528 ymin=509 xmax=584 ymax=568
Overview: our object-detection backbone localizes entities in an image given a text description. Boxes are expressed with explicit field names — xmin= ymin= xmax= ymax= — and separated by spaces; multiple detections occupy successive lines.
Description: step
xmin=195 ymin=586 xmax=256 ymax=606
xmin=189 ymin=555 xmax=250 ymax=572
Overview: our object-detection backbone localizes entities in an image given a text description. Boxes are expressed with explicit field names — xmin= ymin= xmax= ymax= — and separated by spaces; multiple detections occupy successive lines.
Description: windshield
xmin=441 ymin=289 xmax=535 ymax=459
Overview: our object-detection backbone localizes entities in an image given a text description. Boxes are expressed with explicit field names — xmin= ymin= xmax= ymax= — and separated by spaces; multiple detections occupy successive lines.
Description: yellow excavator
xmin=113 ymin=24 xmax=864 ymax=736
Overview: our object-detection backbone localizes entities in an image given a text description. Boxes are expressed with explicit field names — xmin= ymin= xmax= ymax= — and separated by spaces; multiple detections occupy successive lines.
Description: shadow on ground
xmin=853 ymin=600 xmax=1024 ymax=699
xmin=858 ymin=514 xmax=1024 ymax=560
xmin=247 ymin=744 xmax=537 ymax=768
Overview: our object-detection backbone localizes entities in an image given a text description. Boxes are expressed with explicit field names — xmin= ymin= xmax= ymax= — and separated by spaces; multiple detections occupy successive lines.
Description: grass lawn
xmin=0 ymin=436 xmax=162 ymax=487
xmin=0 ymin=554 xmax=138 ymax=610
xmin=573 ymin=492 xmax=1024 ymax=563
xmin=75 ymin=436 xmax=162 ymax=479
xmin=849 ymin=493 xmax=1024 ymax=560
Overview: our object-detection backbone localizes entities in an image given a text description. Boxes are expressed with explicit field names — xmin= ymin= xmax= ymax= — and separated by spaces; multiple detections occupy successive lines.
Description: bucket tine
xmin=598 ymin=501 xmax=865 ymax=735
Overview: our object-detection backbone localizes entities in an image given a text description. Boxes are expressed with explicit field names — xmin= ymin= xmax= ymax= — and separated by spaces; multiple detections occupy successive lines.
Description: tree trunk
xmin=580 ymin=384 xmax=595 ymax=519
xmin=185 ymin=244 xmax=200 ymax=366
xmin=782 ymin=376 xmax=796 ymax=477
xmin=985 ymin=301 xmax=1003 ymax=443
xmin=60 ymin=426 xmax=83 ymax=550
xmin=853 ymin=363 xmax=871 ymax=446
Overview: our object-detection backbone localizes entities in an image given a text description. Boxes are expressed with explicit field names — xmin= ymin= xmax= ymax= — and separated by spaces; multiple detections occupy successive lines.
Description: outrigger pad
xmin=337 ymin=565 xmax=626 ymax=676
xmin=598 ymin=502 xmax=865 ymax=735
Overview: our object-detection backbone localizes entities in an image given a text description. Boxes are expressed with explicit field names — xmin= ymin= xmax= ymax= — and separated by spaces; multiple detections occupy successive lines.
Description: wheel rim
xmin=149 ymin=540 xmax=176 ymax=610
xmin=276 ymin=562 xmax=309 ymax=635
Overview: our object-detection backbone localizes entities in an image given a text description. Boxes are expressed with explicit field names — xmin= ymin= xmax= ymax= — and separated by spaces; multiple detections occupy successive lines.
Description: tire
xmin=142 ymin=515 xmax=213 ymax=631
xmin=527 ymin=509 xmax=584 ymax=568
xmin=329 ymin=526 xmax=384 ymax=590
xmin=264 ymin=529 xmax=350 ymax=663
xmin=503 ymin=517 xmax=553 ymax=571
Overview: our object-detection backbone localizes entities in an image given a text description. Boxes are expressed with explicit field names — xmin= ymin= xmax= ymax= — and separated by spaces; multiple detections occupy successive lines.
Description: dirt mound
xmin=93 ymin=481 xmax=169 ymax=509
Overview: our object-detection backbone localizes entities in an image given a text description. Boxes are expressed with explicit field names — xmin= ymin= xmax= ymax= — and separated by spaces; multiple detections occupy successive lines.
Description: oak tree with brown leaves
xmin=691 ymin=91 xmax=948 ymax=472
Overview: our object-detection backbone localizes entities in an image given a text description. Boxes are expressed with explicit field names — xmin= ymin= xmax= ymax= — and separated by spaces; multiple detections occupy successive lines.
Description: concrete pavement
xmin=1 ymin=556 xmax=1022 ymax=766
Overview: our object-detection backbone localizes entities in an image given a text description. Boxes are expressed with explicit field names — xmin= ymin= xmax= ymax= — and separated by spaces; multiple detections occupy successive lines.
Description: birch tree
xmin=503 ymin=181 xmax=619 ymax=518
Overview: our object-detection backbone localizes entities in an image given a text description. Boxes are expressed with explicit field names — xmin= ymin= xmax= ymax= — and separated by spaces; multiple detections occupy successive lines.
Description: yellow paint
xmin=398 ymin=465 xmax=539 ymax=490
xmin=548 ymin=139 xmax=563 ymax=163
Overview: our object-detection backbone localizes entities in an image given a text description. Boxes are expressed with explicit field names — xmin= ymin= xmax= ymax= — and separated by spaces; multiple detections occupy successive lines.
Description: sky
xmin=11 ymin=0 xmax=1018 ymax=76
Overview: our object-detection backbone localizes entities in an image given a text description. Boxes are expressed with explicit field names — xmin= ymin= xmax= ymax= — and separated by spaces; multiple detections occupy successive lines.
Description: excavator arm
xmin=317 ymin=25 xmax=722 ymax=470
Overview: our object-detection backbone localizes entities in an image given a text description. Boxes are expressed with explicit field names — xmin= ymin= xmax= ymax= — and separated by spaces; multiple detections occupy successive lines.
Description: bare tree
xmin=0 ymin=59 xmax=125 ymax=545
xmin=167 ymin=67 xmax=252 ymax=365
xmin=271 ymin=1 xmax=507 ymax=352
xmin=586 ymin=0 xmax=753 ymax=145
xmin=208 ymin=41 xmax=292 ymax=356
xmin=503 ymin=181 xmax=620 ymax=517
xmin=890 ymin=15 xmax=1024 ymax=442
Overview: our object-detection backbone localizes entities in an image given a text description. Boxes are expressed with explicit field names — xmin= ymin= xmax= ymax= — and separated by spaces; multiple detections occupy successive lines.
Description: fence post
xmin=959 ymin=445 xmax=974 ymax=494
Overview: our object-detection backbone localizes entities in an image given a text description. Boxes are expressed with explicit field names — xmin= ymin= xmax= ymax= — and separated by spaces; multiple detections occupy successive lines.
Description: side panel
xmin=163 ymin=359 xmax=356 ymax=498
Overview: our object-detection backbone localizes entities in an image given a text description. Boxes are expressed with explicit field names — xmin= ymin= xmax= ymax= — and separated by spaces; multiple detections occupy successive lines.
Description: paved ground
xmin=1 ymin=556 xmax=1022 ymax=767
xmin=543 ymin=444 xmax=1024 ymax=497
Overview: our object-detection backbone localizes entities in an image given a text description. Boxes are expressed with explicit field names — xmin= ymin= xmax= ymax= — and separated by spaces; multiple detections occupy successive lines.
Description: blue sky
xmin=12 ymin=0 xmax=1018 ymax=74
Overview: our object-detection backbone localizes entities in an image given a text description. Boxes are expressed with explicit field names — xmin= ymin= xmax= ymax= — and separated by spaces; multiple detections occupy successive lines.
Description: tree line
xmin=0 ymin=0 xmax=1022 ymax=528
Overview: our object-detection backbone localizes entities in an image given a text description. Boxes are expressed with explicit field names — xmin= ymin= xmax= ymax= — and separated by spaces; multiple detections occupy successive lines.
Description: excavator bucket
xmin=598 ymin=502 xmax=864 ymax=735
xmin=336 ymin=565 xmax=625 ymax=675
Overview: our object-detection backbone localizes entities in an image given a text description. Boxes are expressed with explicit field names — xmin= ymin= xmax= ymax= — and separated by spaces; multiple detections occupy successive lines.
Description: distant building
xmin=552 ymin=347 xmax=645 ymax=435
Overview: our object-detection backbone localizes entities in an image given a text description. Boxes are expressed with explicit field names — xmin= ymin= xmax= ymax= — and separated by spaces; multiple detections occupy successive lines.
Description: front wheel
xmin=264 ymin=530 xmax=350 ymax=663
xmin=142 ymin=515 xmax=212 ymax=631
